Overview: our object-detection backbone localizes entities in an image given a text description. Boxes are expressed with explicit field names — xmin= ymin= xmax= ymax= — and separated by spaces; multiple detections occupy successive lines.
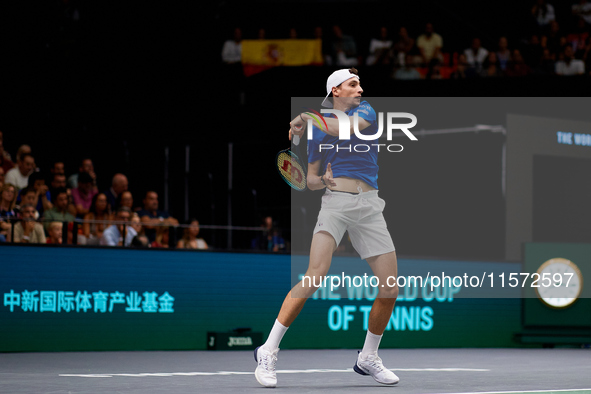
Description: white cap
xmin=321 ymin=69 xmax=360 ymax=108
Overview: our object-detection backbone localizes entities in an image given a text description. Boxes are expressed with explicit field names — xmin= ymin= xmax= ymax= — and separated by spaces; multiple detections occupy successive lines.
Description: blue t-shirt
xmin=308 ymin=101 xmax=380 ymax=189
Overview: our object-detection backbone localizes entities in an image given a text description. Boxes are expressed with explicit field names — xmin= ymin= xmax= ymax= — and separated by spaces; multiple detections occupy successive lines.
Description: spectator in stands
xmin=177 ymin=219 xmax=208 ymax=250
xmin=582 ymin=36 xmax=591 ymax=74
xmin=50 ymin=160 xmax=65 ymax=176
xmin=505 ymin=49 xmax=532 ymax=77
xmin=130 ymin=212 xmax=143 ymax=236
xmin=314 ymin=26 xmax=332 ymax=65
xmin=534 ymin=47 xmax=558 ymax=75
xmin=100 ymin=206 xmax=137 ymax=247
xmin=416 ymin=22 xmax=443 ymax=67
xmin=251 ymin=215 xmax=284 ymax=251
xmin=20 ymin=171 xmax=52 ymax=217
xmin=17 ymin=187 xmax=40 ymax=219
xmin=366 ymin=26 xmax=394 ymax=66
xmin=568 ymin=18 xmax=589 ymax=57
xmin=556 ymin=45 xmax=586 ymax=75
xmin=15 ymin=144 xmax=31 ymax=164
xmin=330 ymin=25 xmax=358 ymax=66
xmin=72 ymin=171 xmax=98 ymax=217
xmin=137 ymin=191 xmax=178 ymax=242
xmin=65 ymin=188 xmax=77 ymax=217
xmin=426 ymin=60 xmax=443 ymax=79
xmin=392 ymin=27 xmax=415 ymax=66
xmin=393 ymin=54 xmax=422 ymax=80
xmin=496 ymin=37 xmax=512 ymax=71
xmin=50 ymin=172 xmax=67 ymax=194
xmin=104 ymin=173 xmax=128 ymax=210
xmin=532 ymin=0 xmax=556 ymax=31
xmin=270 ymin=228 xmax=286 ymax=252
xmin=481 ymin=52 xmax=503 ymax=77
xmin=523 ymin=34 xmax=544 ymax=68
xmin=221 ymin=27 xmax=242 ymax=65
xmin=0 ymin=138 xmax=14 ymax=174
xmin=540 ymin=34 xmax=549 ymax=53
xmin=13 ymin=204 xmax=46 ymax=244
xmin=42 ymin=187 xmax=75 ymax=233
xmin=0 ymin=183 xmax=17 ymax=242
xmin=572 ymin=0 xmax=591 ymax=26
xmin=0 ymin=183 xmax=17 ymax=217
xmin=82 ymin=192 xmax=112 ymax=244
xmin=131 ymin=234 xmax=150 ymax=248
xmin=151 ymin=225 xmax=170 ymax=248
xmin=450 ymin=53 xmax=477 ymax=79
xmin=5 ymin=152 xmax=35 ymax=191
xmin=545 ymin=21 xmax=565 ymax=58
xmin=0 ymin=167 xmax=5 ymax=189
xmin=464 ymin=38 xmax=489 ymax=74
xmin=46 ymin=221 xmax=63 ymax=244
xmin=68 ymin=157 xmax=96 ymax=189
xmin=252 ymin=215 xmax=273 ymax=250
xmin=115 ymin=190 xmax=134 ymax=211
xmin=0 ymin=131 xmax=11 ymax=160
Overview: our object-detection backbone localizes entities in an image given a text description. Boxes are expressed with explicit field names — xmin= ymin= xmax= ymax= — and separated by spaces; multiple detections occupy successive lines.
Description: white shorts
xmin=313 ymin=189 xmax=395 ymax=260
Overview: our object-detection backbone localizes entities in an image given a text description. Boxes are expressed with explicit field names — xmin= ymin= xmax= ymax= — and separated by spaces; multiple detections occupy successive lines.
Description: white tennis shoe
xmin=254 ymin=346 xmax=278 ymax=388
xmin=354 ymin=351 xmax=399 ymax=385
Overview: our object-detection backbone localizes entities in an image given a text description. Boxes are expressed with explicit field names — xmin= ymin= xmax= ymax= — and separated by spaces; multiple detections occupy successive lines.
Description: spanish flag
xmin=241 ymin=39 xmax=324 ymax=76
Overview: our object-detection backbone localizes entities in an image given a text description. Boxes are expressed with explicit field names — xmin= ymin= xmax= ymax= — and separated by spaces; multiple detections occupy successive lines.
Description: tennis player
xmin=255 ymin=68 xmax=399 ymax=388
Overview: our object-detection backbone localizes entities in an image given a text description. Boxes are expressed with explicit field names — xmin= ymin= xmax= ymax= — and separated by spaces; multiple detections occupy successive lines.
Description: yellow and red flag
xmin=241 ymin=39 xmax=324 ymax=76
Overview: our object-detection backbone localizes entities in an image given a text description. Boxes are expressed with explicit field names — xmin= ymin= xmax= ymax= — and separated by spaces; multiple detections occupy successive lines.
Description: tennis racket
xmin=276 ymin=133 xmax=308 ymax=191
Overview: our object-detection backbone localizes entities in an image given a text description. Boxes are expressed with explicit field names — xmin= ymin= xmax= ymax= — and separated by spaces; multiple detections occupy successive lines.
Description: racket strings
xmin=277 ymin=151 xmax=306 ymax=191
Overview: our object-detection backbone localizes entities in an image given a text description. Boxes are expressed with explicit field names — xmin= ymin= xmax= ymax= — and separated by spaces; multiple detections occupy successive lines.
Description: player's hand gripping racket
xmin=276 ymin=125 xmax=307 ymax=191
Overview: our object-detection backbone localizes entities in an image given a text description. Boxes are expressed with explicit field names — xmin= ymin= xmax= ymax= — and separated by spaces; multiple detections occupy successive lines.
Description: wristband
xmin=320 ymin=175 xmax=326 ymax=186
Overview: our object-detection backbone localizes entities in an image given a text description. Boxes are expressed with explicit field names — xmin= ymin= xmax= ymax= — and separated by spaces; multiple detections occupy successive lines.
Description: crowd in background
xmin=0 ymin=130 xmax=209 ymax=250
xmin=222 ymin=1 xmax=591 ymax=79
xmin=0 ymin=129 xmax=288 ymax=252
xmin=3 ymin=1 xmax=587 ymax=254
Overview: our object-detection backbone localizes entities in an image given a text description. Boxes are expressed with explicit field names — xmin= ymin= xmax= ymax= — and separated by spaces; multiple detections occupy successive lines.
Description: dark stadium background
xmin=1 ymin=0 xmax=589 ymax=258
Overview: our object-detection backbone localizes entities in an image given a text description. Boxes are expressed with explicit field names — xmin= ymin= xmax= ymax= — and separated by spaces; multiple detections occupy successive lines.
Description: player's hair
xmin=335 ymin=68 xmax=359 ymax=89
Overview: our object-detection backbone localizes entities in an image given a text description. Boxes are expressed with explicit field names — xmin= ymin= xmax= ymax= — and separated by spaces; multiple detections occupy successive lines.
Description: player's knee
xmin=300 ymin=272 xmax=328 ymax=289
xmin=378 ymin=283 xmax=399 ymax=299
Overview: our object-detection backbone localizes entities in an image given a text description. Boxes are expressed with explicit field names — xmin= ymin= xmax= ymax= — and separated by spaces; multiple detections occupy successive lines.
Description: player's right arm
xmin=290 ymin=114 xmax=370 ymax=138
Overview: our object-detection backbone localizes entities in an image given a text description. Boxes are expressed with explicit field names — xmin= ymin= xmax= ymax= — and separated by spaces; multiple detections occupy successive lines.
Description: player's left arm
xmin=307 ymin=160 xmax=337 ymax=191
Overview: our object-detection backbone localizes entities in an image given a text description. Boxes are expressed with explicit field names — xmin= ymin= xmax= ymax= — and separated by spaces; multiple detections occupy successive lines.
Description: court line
xmin=440 ymin=389 xmax=591 ymax=394
xmin=59 ymin=367 xmax=490 ymax=378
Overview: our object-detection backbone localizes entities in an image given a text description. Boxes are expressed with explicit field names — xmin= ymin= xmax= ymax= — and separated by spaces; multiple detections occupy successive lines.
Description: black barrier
xmin=0 ymin=216 xmax=284 ymax=252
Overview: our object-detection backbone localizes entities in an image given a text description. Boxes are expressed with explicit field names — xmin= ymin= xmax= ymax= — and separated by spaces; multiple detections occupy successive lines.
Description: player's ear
xmin=331 ymin=85 xmax=339 ymax=97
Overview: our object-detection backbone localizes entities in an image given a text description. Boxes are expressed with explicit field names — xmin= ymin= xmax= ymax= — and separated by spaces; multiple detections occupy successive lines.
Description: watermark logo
xmin=304 ymin=108 xmax=417 ymax=153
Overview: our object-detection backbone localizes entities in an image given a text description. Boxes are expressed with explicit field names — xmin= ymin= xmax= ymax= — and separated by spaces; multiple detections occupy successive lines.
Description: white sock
xmin=360 ymin=330 xmax=382 ymax=358
xmin=263 ymin=319 xmax=289 ymax=351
